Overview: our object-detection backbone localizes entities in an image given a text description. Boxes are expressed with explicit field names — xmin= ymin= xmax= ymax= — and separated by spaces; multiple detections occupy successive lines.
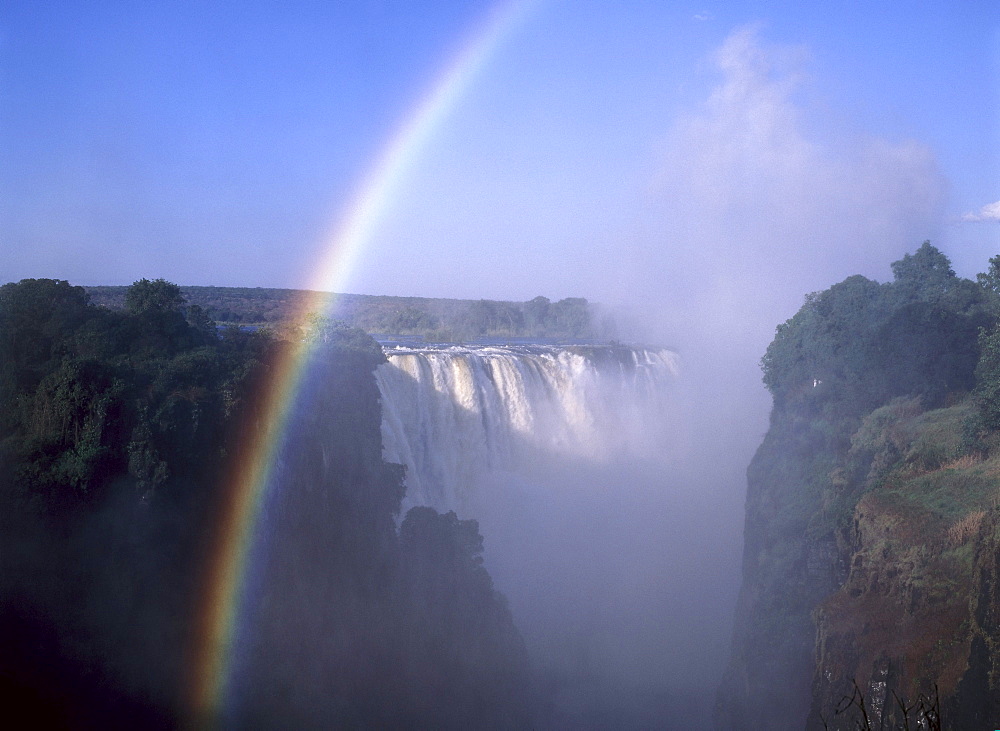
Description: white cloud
xmin=961 ymin=200 xmax=1000 ymax=222
xmin=632 ymin=25 xmax=945 ymax=350
xmin=693 ymin=12 xmax=713 ymax=22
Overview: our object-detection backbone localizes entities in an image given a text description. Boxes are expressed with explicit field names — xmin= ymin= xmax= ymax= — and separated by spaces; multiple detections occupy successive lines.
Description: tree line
xmin=86 ymin=284 xmax=608 ymax=341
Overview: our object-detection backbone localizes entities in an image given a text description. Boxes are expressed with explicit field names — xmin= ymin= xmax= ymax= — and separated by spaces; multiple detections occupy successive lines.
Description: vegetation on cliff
xmin=0 ymin=278 xmax=531 ymax=726
xmin=717 ymin=244 xmax=1000 ymax=729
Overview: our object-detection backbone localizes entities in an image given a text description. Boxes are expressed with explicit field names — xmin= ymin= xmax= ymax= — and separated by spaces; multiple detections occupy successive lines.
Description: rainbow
xmin=186 ymin=1 xmax=537 ymax=725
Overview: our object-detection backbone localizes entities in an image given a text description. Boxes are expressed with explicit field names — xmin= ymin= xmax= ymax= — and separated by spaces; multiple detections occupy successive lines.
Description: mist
xmin=471 ymin=457 xmax=742 ymax=728
xmin=616 ymin=25 xmax=944 ymax=718
xmin=612 ymin=22 xmax=948 ymax=672
xmin=369 ymin=25 xmax=950 ymax=728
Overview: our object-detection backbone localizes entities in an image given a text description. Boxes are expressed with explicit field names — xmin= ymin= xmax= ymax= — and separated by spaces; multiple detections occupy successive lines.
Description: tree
xmin=525 ymin=296 xmax=551 ymax=333
xmin=0 ymin=279 xmax=91 ymax=379
xmin=124 ymin=278 xmax=185 ymax=315
xmin=971 ymin=325 xmax=1000 ymax=432
xmin=0 ymin=279 xmax=95 ymax=437
xmin=974 ymin=254 xmax=1000 ymax=319
xmin=548 ymin=297 xmax=591 ymax=337
xmin=889 ymin=241 xmax=956 ymax=303
xmin=760 ymin=275 xmax=884 ymax=409
xmin=19 ymin=357 xmax=126 ymax=503
xmin=975 ymin=254 xmax=1000 ymax=295
xmin=123 ymin=279 xmax=196 ymax=358
xmin=185 ymin=304 xmax=218 ymax=343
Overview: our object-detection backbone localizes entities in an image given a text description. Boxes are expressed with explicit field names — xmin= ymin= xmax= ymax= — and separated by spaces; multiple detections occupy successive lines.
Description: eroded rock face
xmin=946 ymin=511 xmax=1000 ymax=727
xmin=718 ymin=397 xmax=1000 ymax=730
xmin=808 ymin=492 xmax=978 ymax=729
xmin=806 ymin=480 xmax=1000 ymax=729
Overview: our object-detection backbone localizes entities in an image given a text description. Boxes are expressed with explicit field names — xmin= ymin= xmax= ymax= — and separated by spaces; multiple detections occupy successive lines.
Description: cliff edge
xmin=716 ymin=244 xmax=1000 ymax=729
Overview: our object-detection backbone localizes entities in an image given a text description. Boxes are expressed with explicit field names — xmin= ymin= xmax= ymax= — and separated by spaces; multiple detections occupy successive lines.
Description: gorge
xmin=374 ymin=343 xmax=735 ymax=726
xmin=7 ymin=249 xmax=1000 ymax=728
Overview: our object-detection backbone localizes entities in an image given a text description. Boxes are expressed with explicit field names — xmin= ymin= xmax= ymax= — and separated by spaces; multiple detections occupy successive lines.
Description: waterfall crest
xmin=375 ymin=344 xmax=679 ymax=513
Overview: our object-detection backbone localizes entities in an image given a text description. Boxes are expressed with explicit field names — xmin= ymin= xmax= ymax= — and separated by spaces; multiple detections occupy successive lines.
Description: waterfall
xmin=376 ymin=343 xmax=737 ymax=726
xmin=375 ymin=344 xmax=679 ymax=513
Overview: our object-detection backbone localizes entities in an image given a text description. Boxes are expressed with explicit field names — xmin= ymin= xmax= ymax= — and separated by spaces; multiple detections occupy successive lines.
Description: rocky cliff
xmin=807 ymin=401 xmax=1000 ymax=728
xmin=716 ymin=244 xmax=1000 ymax=729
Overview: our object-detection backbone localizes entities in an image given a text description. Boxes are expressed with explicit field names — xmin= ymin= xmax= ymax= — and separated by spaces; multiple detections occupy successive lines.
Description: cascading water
xmin=375 ymin=344 xmax=679 ymax=514
xmin=376 ymin=343 xmax=730 ymax=727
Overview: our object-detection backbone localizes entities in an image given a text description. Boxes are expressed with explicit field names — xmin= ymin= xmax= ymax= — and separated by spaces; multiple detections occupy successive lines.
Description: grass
xmin=888 ymin=462 xmax=1000 ymax=521
xmin=857 ymin=400 xmax=999 ymax=523
xmin=945 ymin=509 xmax=986 ymax=547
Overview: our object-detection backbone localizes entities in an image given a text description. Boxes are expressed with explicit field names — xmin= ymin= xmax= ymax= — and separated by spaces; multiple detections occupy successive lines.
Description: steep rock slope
xmin=716 ymin=244 xmax=1000 ymax=729
xmin=808 ymin=402 xmax=1000 ymax=728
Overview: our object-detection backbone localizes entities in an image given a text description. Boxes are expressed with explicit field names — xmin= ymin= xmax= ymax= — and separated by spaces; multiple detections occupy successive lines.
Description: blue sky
xmin=2 ymin=0 xmax=998 ymax=325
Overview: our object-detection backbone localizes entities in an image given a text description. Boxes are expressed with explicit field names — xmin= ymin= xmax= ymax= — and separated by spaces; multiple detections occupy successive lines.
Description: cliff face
xmin=807 ymin=408 xmax=1000 ymax=729
xmin=716 ymin=245 xmax=1000 ymax=729
xmin=717 ymin=394 xmax=1000 ymax=730
xmin=949 ymin=509 xmax=1000 ymax=726
xmin=226 ymin=339 xmax=533 ymax=728
xmin=715 ymin=404 xmax=852 ymax=730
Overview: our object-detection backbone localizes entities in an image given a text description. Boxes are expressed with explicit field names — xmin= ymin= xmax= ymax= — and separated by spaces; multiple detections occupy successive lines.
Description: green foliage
xmin=722 ymin=244 xmax=1000 ymax=728
xmin=0 ymin=282 xmax=122 ymax=503
xmin=0 ymin=278 xmax=276 ymax=724
xmin=0 ymin=278 xmax=270 ymax=513
xmin=971 ymin=324 xmax=1000 ymax=433
xmin=525 ymin=295 xmax=550 ymax=329
xmin=124 ymin=278 xmax=185 ymax=314
xmin=2 ymin=276 xmax=533 ymax=726
xmin=381 ymin=306 xmax=439 ymax=333
xmin=458 ymin=299 xmax=523 ymax=336
xmin=889 ymin=240 xmax=956 ymax=300
xmin=762 ymin=243 xmax=992 ymax=415
xmin=976 ymin=254 xmax=1000 ymax=294
xmin=126 ymin=415 xmax=167 ymax=499
xmin=885 ymin=460 xmax=999 ymax=521
xmin=847 ymin=396 xmax=924 ymax=485
xmin=901 ymin=402 xmax=971 ymax=472
xmin=0 ymin=279 xmax=92 ymax=415
xmin=870 ymin=299 xmax=985 ymax=405
xmin=185 ymin=303 xmax=218 ymax=341
xmin=761 ymin=274 xmax=886 ymax=409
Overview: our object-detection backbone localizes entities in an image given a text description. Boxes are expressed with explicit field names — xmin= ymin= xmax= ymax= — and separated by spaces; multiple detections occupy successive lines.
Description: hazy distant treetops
xmin=85 ymin=285 xmax=609 ymax=342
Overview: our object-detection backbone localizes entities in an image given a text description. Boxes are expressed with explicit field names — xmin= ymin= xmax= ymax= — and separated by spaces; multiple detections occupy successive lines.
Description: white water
xmin=375 ymin=344 xmax=679 ymax=514
xmin=375 ymin=343 xmax=740 ymax=726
